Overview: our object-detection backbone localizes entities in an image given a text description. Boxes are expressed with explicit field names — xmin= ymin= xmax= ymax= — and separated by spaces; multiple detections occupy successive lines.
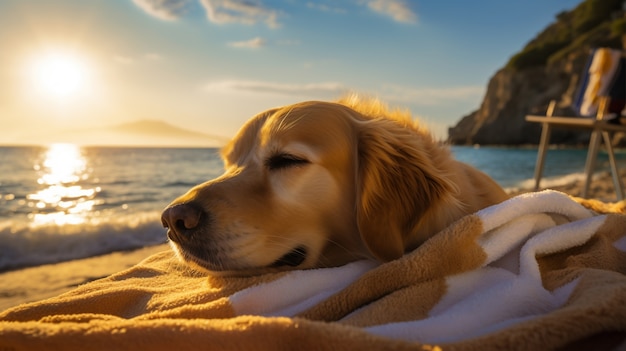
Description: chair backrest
xmin=572 ymin=48 xmax=626 ymax=118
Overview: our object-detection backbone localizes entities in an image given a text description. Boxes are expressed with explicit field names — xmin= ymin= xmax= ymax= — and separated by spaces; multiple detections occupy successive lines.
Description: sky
xmin=0 ymin=0 xmax=582 ymax=146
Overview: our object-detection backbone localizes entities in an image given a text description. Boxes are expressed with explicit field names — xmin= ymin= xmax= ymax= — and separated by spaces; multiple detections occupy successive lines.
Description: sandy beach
xmin=508 ymin=168 xmax=626 ymax=201
xmin=0 ymin=244 xmax=171 ymax=312
xmin=1 ymin=169 xmax=624 ymax=313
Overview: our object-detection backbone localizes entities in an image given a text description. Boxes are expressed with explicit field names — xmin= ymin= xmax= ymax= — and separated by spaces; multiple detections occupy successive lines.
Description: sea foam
xmin=0 ymin=211 xmax=167 ymax=272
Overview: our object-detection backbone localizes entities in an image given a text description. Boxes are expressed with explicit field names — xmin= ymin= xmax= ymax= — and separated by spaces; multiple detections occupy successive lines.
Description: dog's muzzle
xmin=162 ymin=202 xmax=309 ymax=270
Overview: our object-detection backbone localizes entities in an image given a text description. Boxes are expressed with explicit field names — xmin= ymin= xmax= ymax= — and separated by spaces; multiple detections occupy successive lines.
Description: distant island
xmin=447 ymin=0 xmax=626 ymax=145
xmin=25 ymin=119 xmax=229 ymax=147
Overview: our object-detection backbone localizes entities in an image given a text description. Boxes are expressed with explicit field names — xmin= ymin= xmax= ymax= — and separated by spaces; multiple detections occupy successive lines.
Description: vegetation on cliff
xmin=508 ymin=0 xmax=624 ymax=71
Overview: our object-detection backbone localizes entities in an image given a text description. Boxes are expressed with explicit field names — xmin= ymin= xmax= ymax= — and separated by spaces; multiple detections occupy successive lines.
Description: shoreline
xmin=0 ymin=244 xmax=170 ymax=312
xmin=508 ymin=168 xmax=626 ymax=201
xmin=2 ymin=169 xmax=624 ymax=312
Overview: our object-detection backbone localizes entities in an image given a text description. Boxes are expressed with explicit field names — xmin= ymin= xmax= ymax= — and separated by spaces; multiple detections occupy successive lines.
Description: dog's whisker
xmin=274 ymin=107 xmax=309 ymax=133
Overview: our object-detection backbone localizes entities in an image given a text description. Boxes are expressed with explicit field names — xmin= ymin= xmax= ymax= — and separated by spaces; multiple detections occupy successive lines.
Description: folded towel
xmin=1 ymin=190 xmax=625 ymax=350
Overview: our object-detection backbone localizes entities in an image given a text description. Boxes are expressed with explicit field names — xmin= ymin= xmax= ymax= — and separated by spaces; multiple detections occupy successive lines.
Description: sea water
xmin=1 ymin=144 xmax=624 ymax=271
xmin=0 ymin=144 xmax=223 ymax=271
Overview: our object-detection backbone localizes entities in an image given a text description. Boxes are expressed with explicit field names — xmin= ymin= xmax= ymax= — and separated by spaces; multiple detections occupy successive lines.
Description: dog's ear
xmin=356 ymin=118 xmax=456 ymax=262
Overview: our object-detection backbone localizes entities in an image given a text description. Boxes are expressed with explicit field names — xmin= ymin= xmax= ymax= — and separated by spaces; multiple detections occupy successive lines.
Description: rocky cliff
xmin=448 ymin=0 xmax=626 ymax=145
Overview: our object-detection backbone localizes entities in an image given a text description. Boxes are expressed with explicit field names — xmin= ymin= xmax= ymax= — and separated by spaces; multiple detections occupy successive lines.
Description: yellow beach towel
xmin=1 ymin=190 xmax=625 ymax=350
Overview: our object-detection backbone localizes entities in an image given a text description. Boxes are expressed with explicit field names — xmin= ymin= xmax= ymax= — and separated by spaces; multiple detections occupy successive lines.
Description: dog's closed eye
xmin=266 ymin=153 xmax=309 ymax=171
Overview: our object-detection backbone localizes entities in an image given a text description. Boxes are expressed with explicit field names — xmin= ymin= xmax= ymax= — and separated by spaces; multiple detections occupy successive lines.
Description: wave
xmin=0 ymin=211 xmax=167 ymax=272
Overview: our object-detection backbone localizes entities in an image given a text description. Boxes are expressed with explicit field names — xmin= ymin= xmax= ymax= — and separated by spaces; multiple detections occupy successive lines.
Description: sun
xmin=26 ymin=50 xmax=91 ymax=101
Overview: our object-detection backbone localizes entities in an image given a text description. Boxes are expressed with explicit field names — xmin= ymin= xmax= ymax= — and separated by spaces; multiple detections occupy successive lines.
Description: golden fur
xmin=161 ymin=96 xmax=508 ymax=275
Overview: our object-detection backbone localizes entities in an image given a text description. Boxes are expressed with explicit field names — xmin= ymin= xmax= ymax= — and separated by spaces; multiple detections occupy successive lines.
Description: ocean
xmin=1 ymin=143 xmax=625 ymax=272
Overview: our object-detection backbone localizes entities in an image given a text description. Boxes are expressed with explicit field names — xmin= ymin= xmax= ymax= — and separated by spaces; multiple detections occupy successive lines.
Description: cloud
xmin=203 ymin=79 xmax=348 ymax=98
xmin=228 ymin=37 xmax=267 ymax=49
xmin=199 ymin=0 xmax=280 ymax=28
xmin=132 ymin=0 xmax=191 ymax=21
xmin=380 ymin=84 xmax=484 ymax=105
xmin=201 ymin=79 xmax=482 ymax=105
xmin=132 ymin=0 xmax=414 ymax=28
xmin=363 ymin=0 xmax=417 ymax=24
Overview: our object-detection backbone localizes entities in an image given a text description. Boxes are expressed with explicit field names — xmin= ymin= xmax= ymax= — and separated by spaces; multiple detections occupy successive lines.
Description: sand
xmin=0 ymin=244 xmax=170 ymax=312
xmin=1 ymin=169 xmax=624 ymax=313
xmin=508 ymin=168 xmax=626 ymax=201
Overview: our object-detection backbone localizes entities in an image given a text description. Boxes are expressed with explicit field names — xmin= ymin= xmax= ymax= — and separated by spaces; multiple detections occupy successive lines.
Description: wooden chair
xmin=525 ymin=48 xmax=626 ymax=200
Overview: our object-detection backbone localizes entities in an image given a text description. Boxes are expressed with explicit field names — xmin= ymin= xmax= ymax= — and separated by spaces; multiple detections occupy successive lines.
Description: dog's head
xmin=161 ymin=97 xmax=458 ymax=275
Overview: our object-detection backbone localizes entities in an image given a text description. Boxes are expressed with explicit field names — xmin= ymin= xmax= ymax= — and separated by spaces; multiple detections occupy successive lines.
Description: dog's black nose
xmin=161 ymin=203 xmax=203 ymax=241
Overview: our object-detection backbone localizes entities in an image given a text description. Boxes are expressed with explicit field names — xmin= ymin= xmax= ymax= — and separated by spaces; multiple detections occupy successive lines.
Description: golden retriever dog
xmin=161 ymin=96 xmax=508 ymax=275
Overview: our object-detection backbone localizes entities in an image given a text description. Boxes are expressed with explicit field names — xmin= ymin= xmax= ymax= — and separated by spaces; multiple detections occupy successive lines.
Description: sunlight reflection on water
xmin=27 ymin=143 xmax=101 ymax=226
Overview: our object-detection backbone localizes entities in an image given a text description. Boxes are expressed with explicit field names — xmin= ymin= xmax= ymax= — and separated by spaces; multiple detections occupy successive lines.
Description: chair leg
xmin=533 ymin=123 xmax=552 ymax=191
xmin=582 ymin=130 xmax=602 ymax=198
xmin=601 ymin=131 xmax=625 ymax=201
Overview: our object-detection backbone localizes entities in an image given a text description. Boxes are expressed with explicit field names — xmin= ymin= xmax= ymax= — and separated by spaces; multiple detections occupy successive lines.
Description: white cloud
xmin=132 ymin=0 xmax=191 ymax=21
xmin=201 ymin=79 xmax=482 ymax=105
xmin=363 ymin=0 xmax=417 ymax=24
xmin=199 ymin=0 xmax=280 ymax=28
xmin=228 ymin=37 xmax=266 ymax=49
xmin=380 ymin=84 xmax=484 ymax=105
xmin=203 ymin=79 xmax=348 ymax=98
xmin=132 ymin=0 xmax=414 ymax=27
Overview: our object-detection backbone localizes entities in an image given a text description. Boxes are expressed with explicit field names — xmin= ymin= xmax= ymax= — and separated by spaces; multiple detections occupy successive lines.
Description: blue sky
xmin=0 ymin=0 xmax=581 ymax=146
